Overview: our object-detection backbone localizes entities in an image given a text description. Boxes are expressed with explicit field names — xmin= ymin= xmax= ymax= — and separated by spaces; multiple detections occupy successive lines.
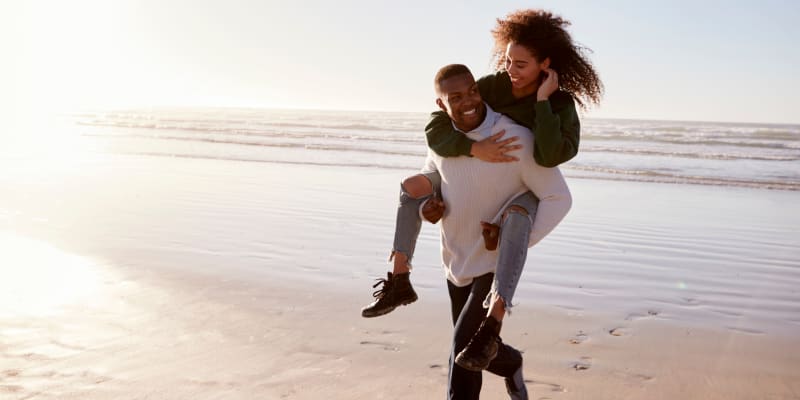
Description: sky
xmin=3 ymin=0 xmax=800 ymax=124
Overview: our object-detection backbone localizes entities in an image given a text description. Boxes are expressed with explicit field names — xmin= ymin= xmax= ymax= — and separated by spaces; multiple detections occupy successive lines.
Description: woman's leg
xmin=486 ymin=191 xmax=539 ymax=320
xmin=361 ymin=171 xmax=442 ymax=318
xmin=390 ymin=171 xmax=442 ymax=273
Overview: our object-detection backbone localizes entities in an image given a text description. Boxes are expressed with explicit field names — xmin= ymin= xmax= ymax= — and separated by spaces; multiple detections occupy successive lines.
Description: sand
xmin=1 ymin=154 xmax=799 ymax=399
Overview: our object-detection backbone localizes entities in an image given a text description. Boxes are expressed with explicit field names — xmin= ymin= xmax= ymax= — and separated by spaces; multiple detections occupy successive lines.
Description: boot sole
xmin=361 ymin=295 xmax=418 ymax=318
xmin=454 ymin=344 xmax=499 ymax=371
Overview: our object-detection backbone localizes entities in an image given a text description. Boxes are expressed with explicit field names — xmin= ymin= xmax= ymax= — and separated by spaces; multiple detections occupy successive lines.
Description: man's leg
xmin=456 ymin=192 xmax=537 ymax=373
xmin=361 ymin=171 xmax=442 ymax=318
xmin=449 ymin=273 xmax=524 ymax=400
xmin=447 ymin=278 xmax=483 ymax=400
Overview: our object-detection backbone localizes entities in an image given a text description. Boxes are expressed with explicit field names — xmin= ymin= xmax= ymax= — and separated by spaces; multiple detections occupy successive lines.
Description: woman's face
xmin=504 ymin=42 xmax=549 ymax=92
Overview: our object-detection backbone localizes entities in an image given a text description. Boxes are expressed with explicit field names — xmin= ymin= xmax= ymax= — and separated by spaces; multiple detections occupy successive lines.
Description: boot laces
xmin=371 ymin=277 xmax=393 ymax=299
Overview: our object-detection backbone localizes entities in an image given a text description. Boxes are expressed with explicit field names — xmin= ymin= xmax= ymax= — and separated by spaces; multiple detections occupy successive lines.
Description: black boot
xmin=455 ymin=316 xmax=501 ymax=371
xmin=361 ymin=272 xmax=418 ymax=318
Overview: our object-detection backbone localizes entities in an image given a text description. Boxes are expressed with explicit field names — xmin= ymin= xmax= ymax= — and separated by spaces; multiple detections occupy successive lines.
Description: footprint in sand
xmin=609 ymin=327 xmax=628 ymax=337
xmin=2 ymin=369 xmax=21 ymax=377
xmin=569 ymin=331 xmax=588 ymax=344
xmin=726 ymin=326 xmax=765 ymax=335
xmin=359 ymin=340 xmax=399 ymax=352
xmin=572 ymin=356 xmax=592 ymax=371
xmin=0 ymin=385 xmax=24 ymax=393
xmin=681 ymin=297 xmax=702 ymax=307
xmin=528 ymin=379 xmax=567 ymax=393
xmin=625 ymin=310 xmax=661 ymax=321
xmin=612 ymin=370 xmax=655 ymax=383
xmin=428 ymin=364 xmax=448 ymax=376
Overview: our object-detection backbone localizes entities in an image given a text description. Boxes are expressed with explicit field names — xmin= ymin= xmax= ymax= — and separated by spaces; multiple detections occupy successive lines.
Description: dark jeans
xmin=447 ymin=273 xmax=523 ymax=400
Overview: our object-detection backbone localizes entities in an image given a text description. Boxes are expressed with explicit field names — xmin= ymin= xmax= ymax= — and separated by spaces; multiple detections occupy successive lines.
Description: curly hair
xmin=491 ymin=9 xmax=603 ymax=108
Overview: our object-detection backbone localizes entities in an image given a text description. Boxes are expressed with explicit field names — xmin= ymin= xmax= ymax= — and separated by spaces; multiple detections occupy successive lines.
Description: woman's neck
xmin=511 ymin=82 xmax=539 ymax=99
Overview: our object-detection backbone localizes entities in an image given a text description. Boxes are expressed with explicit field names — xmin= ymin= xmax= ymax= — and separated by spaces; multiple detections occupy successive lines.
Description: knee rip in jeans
xmin=401 ymin=175 xmax=433 ymax=199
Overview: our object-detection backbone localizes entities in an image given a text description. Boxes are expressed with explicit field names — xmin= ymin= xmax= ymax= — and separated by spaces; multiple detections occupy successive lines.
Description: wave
xmin=78 ymin=114 xmax=424 ymax=133
xmin=79 ymin=119 xmax=799 ymax=151
xmin=80 ymin=132 xmax=426 ymax=157
xmin=581 ymin=146 xmax=799 ymax=161
xmin=80 ymin=131 xmax=798 ymax=162
xmin=564 ymin=165 xmax=800 ymax=191
xmin=78 ymin=123 xmax=424 ymax=143
xmin=92 ymin=148 xmax=800 ymax=191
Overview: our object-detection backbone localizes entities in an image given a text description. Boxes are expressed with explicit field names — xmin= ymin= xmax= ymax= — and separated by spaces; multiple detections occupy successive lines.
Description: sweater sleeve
xmin=507 ymin=124 xmax=572 ymax=246
xmin=532 ymin=94 xmax=580 ymax=167
xmin=424 ymin=111 xmax=474 ymax=157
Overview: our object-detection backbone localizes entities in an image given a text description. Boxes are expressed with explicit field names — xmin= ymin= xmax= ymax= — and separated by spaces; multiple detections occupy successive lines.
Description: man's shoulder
xmin=490 ymin=115 xmax=534 ymax=157
xmin=494 ymin=115 xmax=532 ymax=139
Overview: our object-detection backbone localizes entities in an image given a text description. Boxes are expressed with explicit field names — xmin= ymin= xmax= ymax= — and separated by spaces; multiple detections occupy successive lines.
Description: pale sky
xmin=3 ymin=0 xmax=800 ymax=124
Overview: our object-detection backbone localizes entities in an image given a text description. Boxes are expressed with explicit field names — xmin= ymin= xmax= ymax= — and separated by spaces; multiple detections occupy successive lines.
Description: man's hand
xmin=537 ymin=68 xmax=559 ymax=101
xmin=470 ymin=130 xmax=522 ymax=163
xmin=481 ymin=221 xmax=500 ymax=251
xmin=422 ymin=194 xmax=446 ymax=223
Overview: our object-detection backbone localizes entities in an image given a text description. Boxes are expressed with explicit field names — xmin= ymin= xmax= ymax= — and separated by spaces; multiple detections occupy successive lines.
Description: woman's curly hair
xmin=491 ymin=9 xmax=603 ymax=109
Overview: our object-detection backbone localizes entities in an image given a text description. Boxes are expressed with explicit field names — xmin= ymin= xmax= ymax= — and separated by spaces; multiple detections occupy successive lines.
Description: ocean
xmin=66 ymin=107 xmax=800 ymax=191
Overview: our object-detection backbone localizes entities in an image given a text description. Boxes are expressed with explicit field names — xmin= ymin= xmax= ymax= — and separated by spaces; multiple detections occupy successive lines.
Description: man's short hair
xmin=434 ymin=64 xmax=472 ymax=94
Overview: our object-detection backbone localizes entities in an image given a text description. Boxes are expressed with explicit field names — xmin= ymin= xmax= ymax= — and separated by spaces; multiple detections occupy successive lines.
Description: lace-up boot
xmin=455 ymin=316 xmax=501 ymax=371
xmin=361 ymin=272 xmax=417 ymax=318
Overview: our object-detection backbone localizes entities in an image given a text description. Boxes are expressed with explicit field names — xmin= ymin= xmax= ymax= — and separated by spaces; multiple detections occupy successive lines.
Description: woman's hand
xmin=537 ymin=68 xmax=559 ymax=101
xmin=470 ymin=130 xmax=522 ymax=162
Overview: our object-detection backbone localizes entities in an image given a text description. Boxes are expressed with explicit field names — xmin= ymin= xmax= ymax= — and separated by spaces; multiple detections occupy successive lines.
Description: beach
xmin=2 ymin=151 xmax=799 ymax=399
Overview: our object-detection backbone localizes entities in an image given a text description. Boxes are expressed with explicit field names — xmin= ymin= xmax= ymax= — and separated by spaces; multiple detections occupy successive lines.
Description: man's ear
xmin=436 ymin=98 xmax=447 ymax=113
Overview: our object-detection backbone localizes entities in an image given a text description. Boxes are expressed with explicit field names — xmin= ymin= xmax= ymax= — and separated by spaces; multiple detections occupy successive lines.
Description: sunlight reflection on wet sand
xmin=0 ymin=232 xmax=104 ymax=317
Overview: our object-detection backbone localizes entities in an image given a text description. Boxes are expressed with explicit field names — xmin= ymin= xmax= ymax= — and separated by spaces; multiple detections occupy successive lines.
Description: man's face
xmin=436 ymin=73 xmax=486 ymax=132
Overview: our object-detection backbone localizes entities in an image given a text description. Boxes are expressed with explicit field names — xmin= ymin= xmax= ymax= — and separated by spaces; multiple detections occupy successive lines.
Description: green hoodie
xmin=425 ymin=70 xmax=580 ymax=167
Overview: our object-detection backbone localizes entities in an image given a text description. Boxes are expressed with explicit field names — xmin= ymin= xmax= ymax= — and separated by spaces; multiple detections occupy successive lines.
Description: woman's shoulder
xmin=477 ymin=70 xmax=508 ymax=84
xmin=549 ymin=90 xmax=577 ymax=112
xmin=477 ymin=71 xmax=511 ymax=103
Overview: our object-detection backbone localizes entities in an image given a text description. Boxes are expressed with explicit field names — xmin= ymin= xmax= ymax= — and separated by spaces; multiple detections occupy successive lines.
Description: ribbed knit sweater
xmin=423 ymin=105 xmax=572 ymax=286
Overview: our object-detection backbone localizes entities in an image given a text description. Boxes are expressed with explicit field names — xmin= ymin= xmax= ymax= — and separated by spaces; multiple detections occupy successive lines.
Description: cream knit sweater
xmin=423 ymin=105 xmax=572 ymax=286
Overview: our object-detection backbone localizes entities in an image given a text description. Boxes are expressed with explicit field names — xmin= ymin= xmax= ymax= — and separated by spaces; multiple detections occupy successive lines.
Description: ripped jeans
xmin=391 ymin=170 xmax=539 ymax=310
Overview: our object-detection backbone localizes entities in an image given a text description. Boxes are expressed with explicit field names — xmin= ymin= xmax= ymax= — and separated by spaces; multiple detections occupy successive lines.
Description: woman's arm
xmin=531 ymin=94 xmax=580 ymax=167
xmin=425 ymin=111 xmax=522 ymax=162
xmin=424 ymin=111 xmax=473 ymax=157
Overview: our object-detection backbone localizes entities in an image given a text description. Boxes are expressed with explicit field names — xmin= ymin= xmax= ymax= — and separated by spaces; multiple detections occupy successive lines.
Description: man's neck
xmin=453 ymin=115 xmax=488 ymax=133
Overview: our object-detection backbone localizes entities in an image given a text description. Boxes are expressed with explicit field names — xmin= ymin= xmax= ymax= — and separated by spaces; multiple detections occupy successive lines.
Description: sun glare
xmin=0 ymin=233 xmax=104 ymax=317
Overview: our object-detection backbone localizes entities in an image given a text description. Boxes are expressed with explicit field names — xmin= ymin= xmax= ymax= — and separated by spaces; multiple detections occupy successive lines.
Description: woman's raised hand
xmin=470 ymin=130 xmax=522 ymax=163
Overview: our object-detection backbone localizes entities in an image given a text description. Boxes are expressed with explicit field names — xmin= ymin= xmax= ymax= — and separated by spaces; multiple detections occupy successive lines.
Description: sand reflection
xmin=0 ymin=233 xmax=102 ymax=317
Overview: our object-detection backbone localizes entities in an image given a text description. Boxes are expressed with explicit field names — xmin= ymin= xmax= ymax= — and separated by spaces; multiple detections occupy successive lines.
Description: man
xmin=419 ymin=64 xmax=571 ymax=399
